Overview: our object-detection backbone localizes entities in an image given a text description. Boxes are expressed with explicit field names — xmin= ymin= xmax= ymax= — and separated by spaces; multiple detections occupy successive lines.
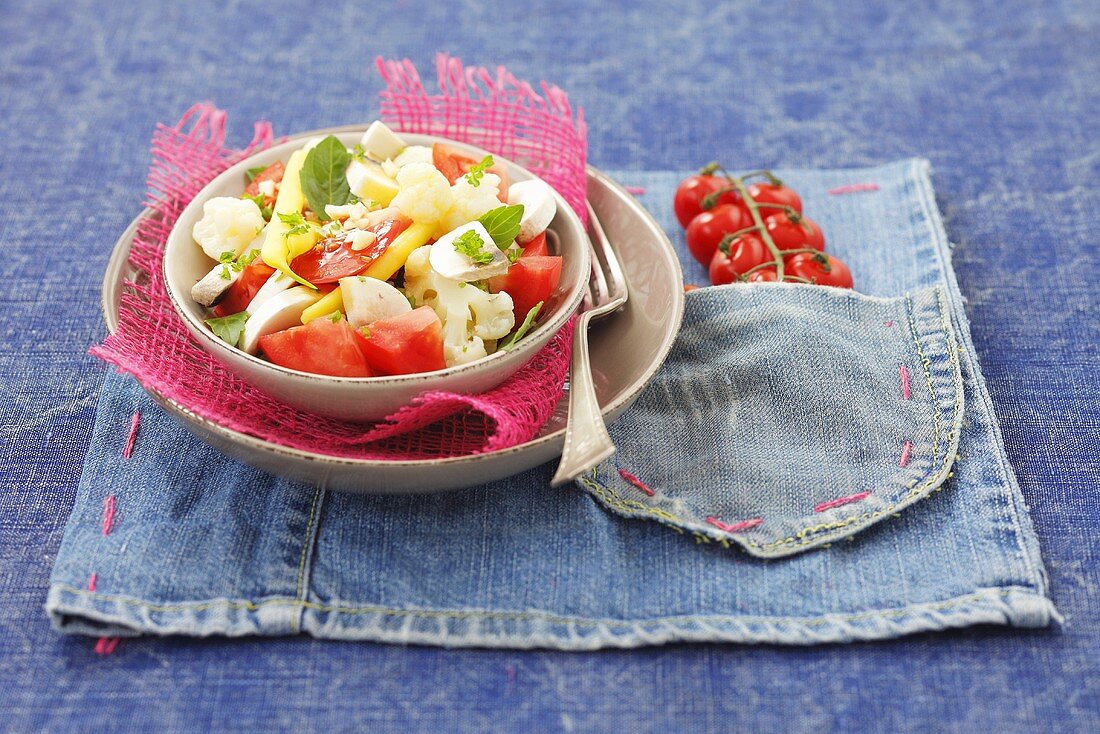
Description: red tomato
xmin=243 ymin=161 xmax=285 ymax=210
xmin=432 ymin=144 xmax=509 ymax=202
xmin=212 ymin=259 xmax=276 ymax=317
xmin=259 ymin=317 xmax=373 ymax=377
xmin=685 ymin=203 xmax=753 ymax=265
xmin=291 ymin=216 xmax=411 ymax=284
xmin=488 ymin=256 xmax=563 ymax=322
xmin=708 ymin=233 xmax=771 ymax=285
xmin=354 ymin=307 xmax=446 ymax=376
xmin=747 ymin=266 xmax=779 ymax=282
xmin=785 ymin=253 xmax=854 ymax=288
xmin=746 ymin=181 xmax=801 ymax=218
xmin=521 ymin=231 xmax=548 ymax=257
xmin=673 ymin=174 xmax=740 ymax=228
xmin=764 ymin=211 xmax=825 ymax=252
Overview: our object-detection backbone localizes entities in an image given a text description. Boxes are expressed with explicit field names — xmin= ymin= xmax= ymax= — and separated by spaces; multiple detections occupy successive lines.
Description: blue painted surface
xmin=1 ymin=0 xmax=1097 ymax=730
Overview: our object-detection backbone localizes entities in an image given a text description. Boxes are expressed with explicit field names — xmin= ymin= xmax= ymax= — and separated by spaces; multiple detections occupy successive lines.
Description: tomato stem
xmin=724 ymin=172 xmax=788 ymax=280
xmin=717 ymin=226 xmax=764 ymax=254
xmin=700 ymin=185 xmax=736 ymax=210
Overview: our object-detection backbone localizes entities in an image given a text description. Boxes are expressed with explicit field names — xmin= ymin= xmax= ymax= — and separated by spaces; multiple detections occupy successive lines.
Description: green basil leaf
xmin=205 ymin=311 xmax=249 ymax=349
xmin=299 ymin=135 xmax=353 ymax=221
xmin=499 ymin=301 xmax=543 ymax=351
xmin=477 ymin=204 xmax=524 ymax=249
xmin=245 ymin=165 xmax=267 ymax=183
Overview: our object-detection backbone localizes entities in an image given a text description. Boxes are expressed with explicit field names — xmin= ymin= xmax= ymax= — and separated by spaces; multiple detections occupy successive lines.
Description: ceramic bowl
xmin=162 ymin=133 xmax=590 ymax=421
xmin=108 ymin=160 xmax=684 ymax=493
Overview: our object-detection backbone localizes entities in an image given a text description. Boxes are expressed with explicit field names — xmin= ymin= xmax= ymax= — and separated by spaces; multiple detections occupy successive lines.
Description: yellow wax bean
xmin=362 ymin=221 xmax=434 ymax=281
xmin=261 ymin=149 xmax=315 ymax=288
xmin=300 ymin=286 xmax=344 ymax=324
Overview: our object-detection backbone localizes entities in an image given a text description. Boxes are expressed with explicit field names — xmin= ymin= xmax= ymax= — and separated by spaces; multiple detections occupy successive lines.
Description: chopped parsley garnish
xmin=464 ymin=155 xmax=494 ymax=187
xmin=245 ymin=165 xmax=267 ymax=183
xmin=205 ymin=311 xmax=249 ymax=348
xmin=505 ymin=246 xmax=523 ymax=263
xmin=278 ymin=211 xmax=311 ymax=238
xmin=453 ymin=229 xmax=494 ymax=265
xmin=243 ymin=193 xmax=273 ymax=220
xmin=478 ymin=204 xmax=524 ymax=249
xmin=351 ymin=143 xmax=366 ymax=161
xmin=327 ymin=311 xmax=342 ymax=323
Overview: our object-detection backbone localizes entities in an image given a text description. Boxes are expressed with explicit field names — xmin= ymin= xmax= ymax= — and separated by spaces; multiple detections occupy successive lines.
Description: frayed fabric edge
xmin=46 ymin=585 xmax=1058 ymax=650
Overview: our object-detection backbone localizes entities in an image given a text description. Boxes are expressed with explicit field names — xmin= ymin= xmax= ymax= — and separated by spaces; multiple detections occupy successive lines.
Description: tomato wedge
xmin=259 ymin=317 xmax=373 ymax=377
xmin=212 ymin=259 xmax=276 ymax=317
xmin=354 ymin=307 xmax=446 ymax=376
xmin=432 ymin=143 xmax=509 ymax=202
xmin=488 ymin=255 xmax=562 ymax=322
xmin=243 ymin=160 xmax=285 ymax=209
xmin=291 ymin=215 xmax=411 ymax=284
xmin=520 ymin=231 xmax=548 ymax=257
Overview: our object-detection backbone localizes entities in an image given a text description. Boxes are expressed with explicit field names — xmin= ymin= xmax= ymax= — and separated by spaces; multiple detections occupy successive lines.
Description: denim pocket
xmin=581 ymin=282 xmax=964 ymax=559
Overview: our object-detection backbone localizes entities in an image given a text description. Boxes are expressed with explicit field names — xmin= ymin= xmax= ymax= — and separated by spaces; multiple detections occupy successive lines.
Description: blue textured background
xmin=2 ymin=0 xmax=1097 ymax=730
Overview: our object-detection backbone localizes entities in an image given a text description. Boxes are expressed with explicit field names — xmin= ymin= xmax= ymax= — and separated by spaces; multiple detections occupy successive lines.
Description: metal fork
xmin=550 ymin=202 xmax=629 ymax=487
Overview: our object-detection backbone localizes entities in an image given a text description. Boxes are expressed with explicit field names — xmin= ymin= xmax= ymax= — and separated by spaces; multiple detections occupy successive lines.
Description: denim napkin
xmin=47 ymin=160 xmax=1056 ymax=648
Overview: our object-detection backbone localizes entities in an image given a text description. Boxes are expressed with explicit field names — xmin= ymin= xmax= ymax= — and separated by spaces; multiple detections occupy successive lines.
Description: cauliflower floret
xmin=191 ymin=196 xmax=265 ymax=261
xmin=404 ymin=246 xmax=515 ymax=365
xmin=393 ymin=145 xmax=433 ymax=168
xmin=435 ymin=173 xmax=504 ymax=237
xmin=390 ymin=162 xmax=452 ymax=224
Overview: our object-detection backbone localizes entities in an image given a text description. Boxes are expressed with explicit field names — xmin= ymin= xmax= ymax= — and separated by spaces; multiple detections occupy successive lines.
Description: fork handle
xmin=550 ymin=306 xmax=618 ymax=487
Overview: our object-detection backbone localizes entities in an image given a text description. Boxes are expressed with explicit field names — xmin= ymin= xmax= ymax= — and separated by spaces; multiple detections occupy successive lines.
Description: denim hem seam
xmin=44 ymin=583 xmax=1056 ymax=647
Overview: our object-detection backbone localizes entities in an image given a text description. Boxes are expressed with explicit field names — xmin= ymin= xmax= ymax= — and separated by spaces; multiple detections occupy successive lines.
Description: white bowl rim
xmin=161 ymin=130 xmax=589 ymax=386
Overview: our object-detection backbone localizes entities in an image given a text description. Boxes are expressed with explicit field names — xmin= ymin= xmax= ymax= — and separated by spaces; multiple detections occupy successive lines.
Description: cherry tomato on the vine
xmin=674 ymin=174 xmax=740 ymax=228
xmin=685 ymin=203 xmax=753 ymax=266
xmin=708 ymin=233 xmax=770 ymax=285
xmin=746 ymin=266 xmax=779 ymax=282
xmin=764 ymin=211 xmax=825 ymax=252
xmin=747 ymin=182 xmax=802 ymax=218
xmin=785 ymin=253 xmax=854 ymax=289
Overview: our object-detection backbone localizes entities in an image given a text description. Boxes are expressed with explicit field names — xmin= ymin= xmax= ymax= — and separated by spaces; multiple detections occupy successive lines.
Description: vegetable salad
xmin=189 ymin=122 xmax=561 ymax=377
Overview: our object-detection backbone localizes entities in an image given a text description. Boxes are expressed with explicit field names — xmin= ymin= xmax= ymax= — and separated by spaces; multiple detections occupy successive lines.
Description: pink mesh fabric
xmin=91 ymin=56 xmax=587 ymax=460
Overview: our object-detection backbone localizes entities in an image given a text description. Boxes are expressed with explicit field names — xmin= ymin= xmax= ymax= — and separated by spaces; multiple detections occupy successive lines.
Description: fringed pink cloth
xmin=91 ymin=55 xmax=586 ymax=460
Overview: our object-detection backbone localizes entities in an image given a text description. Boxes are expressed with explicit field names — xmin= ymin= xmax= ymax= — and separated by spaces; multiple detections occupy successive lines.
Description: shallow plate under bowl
xmin=103 ymin=139 xmax=683 ymax=493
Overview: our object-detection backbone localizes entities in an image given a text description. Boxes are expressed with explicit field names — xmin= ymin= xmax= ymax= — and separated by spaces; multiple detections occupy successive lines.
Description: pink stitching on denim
xmin=899 ymin=441 xmax=913 ymax=467
xmin=618 ymin=468 xmax=655 ymax=496
xmin=94 ymin=637 xmax=120 ymax=656
xmin=123 ymin=411 xmax=141 ymax=458
xmin=706 ymin=516 xmax=763 ymax=533
xmin=900 ymin=364 xmax=911 ymax=400
xmin=87 ymin=573 xmax=97 ymax=591
xmin=828 ymin=183 xmax=880 ymax=195
xmin=814 ymin=491 xmax=871 ymax=512
xmin=884 ymin=320 xmax=894 ymax=327
xmin=625 ymin=185 xmax=646 ymax=195
xmin=102 ymin=495 xmax=117 ymax=536
xmin=505 ymin=665 xmax=517 ymax=693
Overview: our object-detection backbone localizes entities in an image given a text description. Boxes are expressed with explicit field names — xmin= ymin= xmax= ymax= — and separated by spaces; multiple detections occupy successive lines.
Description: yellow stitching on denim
xmin=53 ymin=583 xmax=1033 ymax=629
xmin=293 ymin=486 xmax=324 ymax=630
xmin=580 ymin=287 xmax=965 ymax=553
xmin=906 ymin=291 xmax=939 ymax=465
